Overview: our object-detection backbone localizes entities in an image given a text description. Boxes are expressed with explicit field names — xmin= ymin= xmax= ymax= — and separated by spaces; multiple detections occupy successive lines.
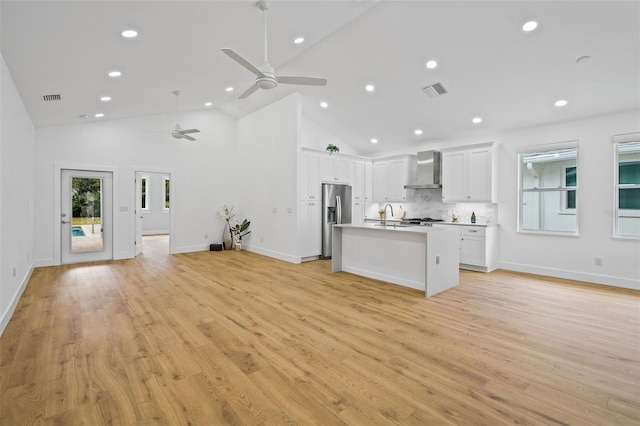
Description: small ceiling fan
xmin=171 ymin=90 xmax=200 ymax=141
xmin=221 ymin=0 xmax=327 ymax=99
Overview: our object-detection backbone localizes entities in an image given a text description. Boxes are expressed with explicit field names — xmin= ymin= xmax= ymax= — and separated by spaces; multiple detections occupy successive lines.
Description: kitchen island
xmin=332 ymin=223 xmax=460 ymax=297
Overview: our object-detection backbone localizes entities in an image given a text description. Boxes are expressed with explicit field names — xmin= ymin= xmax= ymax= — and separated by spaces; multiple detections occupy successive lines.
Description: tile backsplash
xmin=369 ymin=188 xmax=498 ymax=224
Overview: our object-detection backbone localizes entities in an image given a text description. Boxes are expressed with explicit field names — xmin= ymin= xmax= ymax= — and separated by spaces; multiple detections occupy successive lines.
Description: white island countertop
xmin=337 ymin=222 xmax=453 ymax=234
xmin=332 ymin=223 xmax=460 ymax=297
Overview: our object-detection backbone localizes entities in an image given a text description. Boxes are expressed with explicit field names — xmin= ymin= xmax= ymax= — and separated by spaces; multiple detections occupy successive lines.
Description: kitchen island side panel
xmin=340 ymin=227 xmax=427 ymax=290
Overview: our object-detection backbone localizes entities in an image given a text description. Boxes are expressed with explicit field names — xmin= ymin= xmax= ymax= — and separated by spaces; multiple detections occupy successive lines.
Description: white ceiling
xmin=2 ymin=1 xmax=639 ymax=155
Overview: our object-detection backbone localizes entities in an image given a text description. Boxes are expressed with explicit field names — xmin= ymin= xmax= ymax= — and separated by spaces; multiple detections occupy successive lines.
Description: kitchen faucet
xmin=383 ymin=204 xmax=394 ymax=227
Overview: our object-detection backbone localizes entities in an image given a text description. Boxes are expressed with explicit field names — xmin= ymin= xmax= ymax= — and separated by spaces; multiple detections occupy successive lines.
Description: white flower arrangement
xmin=218 ymin=205 xmax=235 ymax=222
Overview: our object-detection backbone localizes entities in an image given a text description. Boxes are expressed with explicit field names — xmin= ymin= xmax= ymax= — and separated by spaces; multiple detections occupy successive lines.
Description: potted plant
xmin=326 ymin=144 xmax=340 ymax=155
xmin=231 ymin=219 xmax=251 ymax=251
xmin=378 ymin=209 xmax=385 ymax=219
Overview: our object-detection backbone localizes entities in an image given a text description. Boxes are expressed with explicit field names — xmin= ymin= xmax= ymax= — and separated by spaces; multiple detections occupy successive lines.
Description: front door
xmin=61 ymin=169 xmax=113 ymax=264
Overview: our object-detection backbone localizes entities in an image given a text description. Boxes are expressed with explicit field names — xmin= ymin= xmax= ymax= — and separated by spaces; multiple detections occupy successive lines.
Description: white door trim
xmin=54 ymin=163 xmax=119 ymax=265
xmin=129 ymin=166 xmax=176 ymax=256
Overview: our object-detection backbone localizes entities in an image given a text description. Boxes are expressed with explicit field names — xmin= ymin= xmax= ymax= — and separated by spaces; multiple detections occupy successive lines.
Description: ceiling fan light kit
xmin=221 ymin=1 xmax=327 ymax=99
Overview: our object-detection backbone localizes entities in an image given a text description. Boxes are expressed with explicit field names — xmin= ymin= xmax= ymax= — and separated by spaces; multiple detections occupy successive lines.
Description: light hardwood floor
xmin=1 ymin=235 xmax=639 ymax=425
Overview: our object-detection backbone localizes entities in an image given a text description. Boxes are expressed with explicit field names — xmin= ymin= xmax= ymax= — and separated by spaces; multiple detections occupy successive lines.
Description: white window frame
xmin=613 ymin=133 xmax=640 ymax=240
xmin=140 ymin=175 xmax=150 ymax=211
xmin=162 ymin=176 xmax=170 ymax=211
xmin=517 ymin=141 xmax=579 ymax=236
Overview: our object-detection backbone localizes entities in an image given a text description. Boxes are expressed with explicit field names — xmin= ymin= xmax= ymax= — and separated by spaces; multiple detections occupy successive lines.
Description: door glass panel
xmin=71 ymin=177 xmax=104 ymax=253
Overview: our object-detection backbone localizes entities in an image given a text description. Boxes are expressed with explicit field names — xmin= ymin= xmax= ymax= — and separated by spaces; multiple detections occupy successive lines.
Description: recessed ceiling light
xmin=414 ymin=129 xmax=423 ymax=135
xmin=94 ymin=113 xmax=104 ymax=118
xmin=370 ymin=138 xmax=378 ymax=144
xmin=426 ymin=60 xmax=438 ymax=69
xmin=554 ymin=99 xmax=568 ymax=107
xmin=294 ymin=37 xmax=304 ymax=44
xmin=100 ymin=96 xmax=111 ymax=102
xmin=120 ymin=30 xmax=138 ymax=38
xmin=472 ymin=117 xmax=482 ymax=124
xmin=320 ymin=101 xmax=328 ymax=108
xmin=108 ymin=71 xmax=122 ymax=78
xmin=226 ymin=87 xmax=234 ymax=92
xmin=365 ymin=84 xmax=375 ymax=92
xmin=522 ymin=21 xmax=538 ymax=32
xmin=205 ymin=102 xmax=212 ymax=107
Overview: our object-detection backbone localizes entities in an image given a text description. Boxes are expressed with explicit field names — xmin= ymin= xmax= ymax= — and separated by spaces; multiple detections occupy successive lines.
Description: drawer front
xmin=460 ymin=227 xmax=486 ymax=237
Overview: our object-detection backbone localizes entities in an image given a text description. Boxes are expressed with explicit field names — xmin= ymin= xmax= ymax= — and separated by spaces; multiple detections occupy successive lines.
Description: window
xmin=519 ymin=143 xmax=578 ymax=234
xmin=140 ymin=176 xmax=149 ymax=211
xmin=163 ymin=176 xmax=170 ymax=210
xmin=614 ymin=134 xmax=640 ymax=238
xmin=564 ymin=166 xmax=576 ymax=210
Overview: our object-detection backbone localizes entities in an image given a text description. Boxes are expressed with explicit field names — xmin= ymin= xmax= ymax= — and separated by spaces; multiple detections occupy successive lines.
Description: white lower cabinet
xmin=435 ymin=224 xmax=497 ymax=272
xmin=352 ymin=201 xmax=365 ymax=224
xmin=300 ymin=200 xmax=322 ymax=258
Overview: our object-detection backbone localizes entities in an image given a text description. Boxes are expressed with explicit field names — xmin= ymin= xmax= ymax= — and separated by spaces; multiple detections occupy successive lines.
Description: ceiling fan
xmin=221 ymin=0 xmax=327 ymax=99
xmin=171 ymin=90 xmax=200 ymax=141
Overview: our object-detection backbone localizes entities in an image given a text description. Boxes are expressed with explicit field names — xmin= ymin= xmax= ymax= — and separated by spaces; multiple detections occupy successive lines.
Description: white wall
xmin=0 ymin=53 xmax=35 ymax=334
xmin=33 ymin=108 xmax=237 ymax=264
xmin=301 ymin=116 xmax=362 ymax=156
xmin=235 ymin=93 xmax=301 ymax=262
xmin=141 ymin=172 xmax=170 ymax=235
xmin=496 ymin=110 xmax=640 ymax=289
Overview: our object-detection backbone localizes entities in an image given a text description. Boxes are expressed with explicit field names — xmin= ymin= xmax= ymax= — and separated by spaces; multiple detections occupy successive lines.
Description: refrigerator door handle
xmin=336 ymin=196 xmax=342 ymax=224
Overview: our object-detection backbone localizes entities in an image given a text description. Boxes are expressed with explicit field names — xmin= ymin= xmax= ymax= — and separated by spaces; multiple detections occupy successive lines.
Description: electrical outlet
xmin=594 ymin=257 xmax=603 ymax=266
xmin=204 ymin=234 xmax=208 ymax=240
xmin=261 ymin=237 xmax=264 ymax=243
xmin=287 ymin=207 xmax=293 ymax=214
xmin=272 ymin=208 xmax=278 ymax=214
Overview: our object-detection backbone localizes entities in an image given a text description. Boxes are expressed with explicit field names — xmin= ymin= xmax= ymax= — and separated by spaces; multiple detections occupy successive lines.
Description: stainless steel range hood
xmin=404 ymin=150 xmax=442 ymax=189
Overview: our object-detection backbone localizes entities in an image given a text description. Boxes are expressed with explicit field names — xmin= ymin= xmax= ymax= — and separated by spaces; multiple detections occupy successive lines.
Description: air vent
xmin=41 ymin=94 xmax=61 ymax=102
xmin=422 ymin=83 xmax=448 ymax=98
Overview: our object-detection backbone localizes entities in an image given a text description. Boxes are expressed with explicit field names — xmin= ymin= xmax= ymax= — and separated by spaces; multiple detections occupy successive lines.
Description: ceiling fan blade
xmin=183 ymin=134 xmax=197 ymax=141
xmin=180 ymin=129 xmax=200 ymax=134
xmin=277 ymin=76 xmax=327 ymax=86
xmin=239 ymin=84 xmax=260 ymax=99
xmin=221 ymin=48 xmax=262 ymax=76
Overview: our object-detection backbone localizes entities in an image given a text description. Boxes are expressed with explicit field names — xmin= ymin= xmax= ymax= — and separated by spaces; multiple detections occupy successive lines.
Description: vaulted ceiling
xmin=2 ymin=1 xmax=638 ymax=154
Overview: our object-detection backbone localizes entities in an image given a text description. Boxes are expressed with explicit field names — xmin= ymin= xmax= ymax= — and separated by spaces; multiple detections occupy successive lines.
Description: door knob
xmin=61 ymin=220 xmax=70 ymax=224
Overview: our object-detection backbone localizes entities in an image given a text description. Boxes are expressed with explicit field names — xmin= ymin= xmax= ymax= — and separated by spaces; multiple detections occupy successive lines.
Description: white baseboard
xmin=498 ymin=261 xmax=640 ymax=290
xmin=0 ymin=262 xmax=34 ymax=337
xmin=142 ymin=229 xmax=170 ymax=235
xmin=244 ymin=245 xmax=301 ymax=264
xmin=173 ymin=244 xmax=209 ymax=254
xmin=342 ymin=265 xmax=424 ymax=291
xmin=33 ymin=258 xmax=55 ymax=267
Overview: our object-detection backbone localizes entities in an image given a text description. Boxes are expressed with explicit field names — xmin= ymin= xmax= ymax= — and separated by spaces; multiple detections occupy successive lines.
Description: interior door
xmin=135 ymin=172 xmax=143 ymax=256
xmin=61 ymin=169 xmax=113 ymax=264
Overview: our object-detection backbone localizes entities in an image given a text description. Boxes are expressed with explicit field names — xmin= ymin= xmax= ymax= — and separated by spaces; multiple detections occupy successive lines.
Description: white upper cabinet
xmin=299 ymin=151 xmax=322 ymax=200
xmin=442 ymin=143 xmax=496 ymax=203
xmin=349 ymin=160 xmax=365 ymax=201
xmin=364 ymin=161 xmax=373 ymax=202
xmin=373 ymin=161 xmax=389 ymax=201
xmin=372 ymin=155 xmax=416 ymax=202
xmin=321 ymin=155 xmax=349 ymax=183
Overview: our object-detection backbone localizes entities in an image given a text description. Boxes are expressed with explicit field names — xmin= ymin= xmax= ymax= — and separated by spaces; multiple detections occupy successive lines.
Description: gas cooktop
xmin=401 ymin=217 xmax=444 ymax=225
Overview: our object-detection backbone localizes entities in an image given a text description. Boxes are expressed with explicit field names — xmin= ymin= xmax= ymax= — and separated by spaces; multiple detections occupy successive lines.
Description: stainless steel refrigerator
xmin=321 ymin=183 xmax=352 ymax=259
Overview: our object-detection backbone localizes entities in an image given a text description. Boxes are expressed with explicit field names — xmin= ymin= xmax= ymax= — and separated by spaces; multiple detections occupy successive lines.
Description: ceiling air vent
xmin=41 ymin=94 xmax=61 ymax=102
xmin=422 ymin=83 xmax=448 ymax=98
